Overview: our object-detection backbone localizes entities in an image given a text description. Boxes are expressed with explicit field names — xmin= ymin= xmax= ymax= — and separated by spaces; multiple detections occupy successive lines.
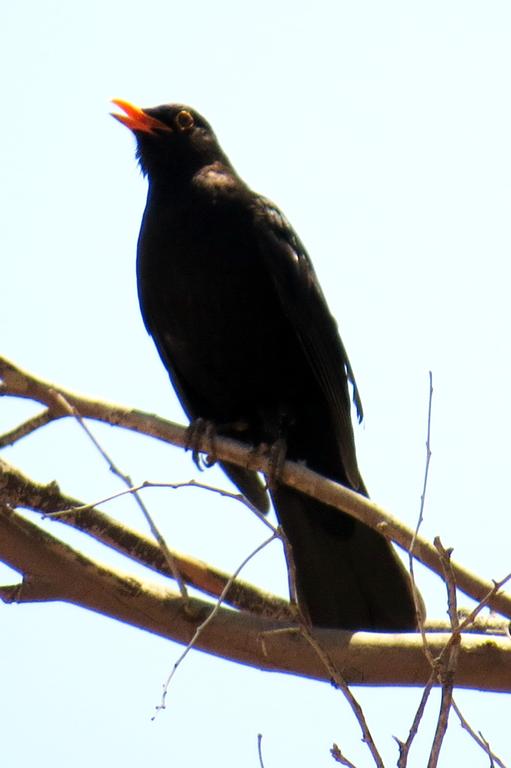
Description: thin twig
xmin=47 ymin=477 xmax=278 ymax=534
xmin=410 ymin=370 xmax=434 ymax=663
xmin=423 ymin=615 xmax=509 ymax=635
xmin=276 ymin=523 xmax=383 ymax=765
xmin=399 ymin=373 xmax=436 ymax=766
xmin=299 ymin=624 xmax=384 ymax=768
xmin=273 ymin=519 xmax=376 ymax=765
xmin=427 ymin=539 xmax=460 ymax=768
xmin=477 ymin=732 xmax=496 ymax=768
xmin=153 ymin=533 xmax=277 ymax=718
xmin=50 ymin=389 xmax=190 ymax=604
xmin=278 ymin=523 xmax=302 ymax=619
xmin=396 ymin=672 xmax=436 ymax=767
xmin=416 ymin=371 xmax=434 ymax=533
xmin=402 ymin=566 xmax=510 ymax=767
xmin=434 ymin=559 xmax=509 ymax=767
xmin=451 ymin=700 xmax=507 ymax=768
xmin=257 ymin=734 xmax=266 ymax=768
xmin=435 ymin=572 xmax=511 ymax=665
xmin=330 ymin=743 xmax=359 ymax=767
xmin=47 ymin=478 xmax=255 ymax=517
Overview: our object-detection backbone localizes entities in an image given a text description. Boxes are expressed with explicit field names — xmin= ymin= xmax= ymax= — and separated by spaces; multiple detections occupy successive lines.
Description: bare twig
xmin=278 ymin=524 xmax=302 ymax=619
xmin=427 ymin=539 xmax=460 ymax=768
xmin=451 ymin=701 xmax=507 ymax=768
xmin=410 ymin=370 xmax=434 ymax=662
xmin=270 ymin=524 xmax=384 ymax=766
xmin=399 ymin=373 xmax=436 ymax=767
xmin=47 ymin=479 xmax=252 ymax=517
xmin=154 ymin=533 xmax=277 ymax=717
xmin=396 ymin=673 xmax=436 ymax=767
xmin=416 ymin=371 xmax=434 ymax=533
xmin=48 ymin=477 xmax=278 ymax=534
xmin=257 ymin=734 xmax=266 ymax=768
xmin=453 ymin=574 xmax=511 ymax=636
xmin=330 ymin=743 xmax=359 ymax=767
xmin=423 ymin=615 xmax=509 ymax=635
xmin=299 ymin=624 xmax=384 ymax=768
xmin=49 ymin=389 xmax=190 ymax=605
xmin=435 ymin=539 xmax=459 ymax=632
xmin=436 ymin=563 xmax=509 ymax=764
xmin=434 ymin=573 xmax=511 ymax=673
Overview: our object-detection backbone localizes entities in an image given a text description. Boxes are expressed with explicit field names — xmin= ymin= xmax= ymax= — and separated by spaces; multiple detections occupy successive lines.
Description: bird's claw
xmin=185 ymin=418 xmax=218 ymax=470
xmin=253 ymin=437 xmax=287 ymax=490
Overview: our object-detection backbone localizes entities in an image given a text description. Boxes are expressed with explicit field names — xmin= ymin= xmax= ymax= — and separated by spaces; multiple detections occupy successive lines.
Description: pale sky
xmin=1 ymin=2 xmax=511 ymax=765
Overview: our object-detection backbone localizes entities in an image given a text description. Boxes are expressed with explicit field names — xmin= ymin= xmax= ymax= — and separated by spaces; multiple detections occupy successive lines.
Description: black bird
xmin=112 ymin=99 xmax=418 ymax=630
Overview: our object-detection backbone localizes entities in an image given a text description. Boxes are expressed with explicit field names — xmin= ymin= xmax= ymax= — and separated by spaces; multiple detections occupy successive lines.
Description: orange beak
xmin=110 ymin=99 xmax=171 ymax=134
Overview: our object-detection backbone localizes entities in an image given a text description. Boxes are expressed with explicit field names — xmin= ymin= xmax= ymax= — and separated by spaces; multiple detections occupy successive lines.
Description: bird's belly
xmin=139 ymin=233 xmax=307 ymax=439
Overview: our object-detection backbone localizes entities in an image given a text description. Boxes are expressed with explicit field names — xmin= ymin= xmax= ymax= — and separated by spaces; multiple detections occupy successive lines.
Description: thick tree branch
xmin=0 ymin=458 xmax=290 ymax=619
xmin=1 ymin=502 xmax=510 ymax=692
xmin=2 ymin=355 xmax=511 ymax=620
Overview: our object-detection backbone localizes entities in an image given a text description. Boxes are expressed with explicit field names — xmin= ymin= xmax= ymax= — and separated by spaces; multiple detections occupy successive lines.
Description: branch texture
xmin=1 ymin=503 xmax=510 ymax=691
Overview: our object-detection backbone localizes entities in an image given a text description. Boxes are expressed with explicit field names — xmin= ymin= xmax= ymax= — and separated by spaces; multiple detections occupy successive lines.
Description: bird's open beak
xmin=110 ymin=99 xmax=171 ymax=134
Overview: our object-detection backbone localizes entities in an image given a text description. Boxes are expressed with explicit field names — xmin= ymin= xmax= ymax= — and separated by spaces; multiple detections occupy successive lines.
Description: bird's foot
xmin=185 ymin=418 xmax=217 ymax=470
xmin=253 ymin=437 xmax=287 ymax=489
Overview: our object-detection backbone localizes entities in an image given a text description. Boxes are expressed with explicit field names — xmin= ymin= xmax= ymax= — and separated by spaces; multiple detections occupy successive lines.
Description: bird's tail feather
xmin=272 ymin=486 xmax=418 ymax=631
xmin=220 ymin=462 xmax=270 ymax=514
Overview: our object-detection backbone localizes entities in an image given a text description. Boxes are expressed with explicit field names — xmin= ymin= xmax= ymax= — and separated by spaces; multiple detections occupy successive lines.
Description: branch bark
xmin=0 ymin=458 xmax=289 ymax=619
xmin=1 ymin=502 xmax=510 ymax=692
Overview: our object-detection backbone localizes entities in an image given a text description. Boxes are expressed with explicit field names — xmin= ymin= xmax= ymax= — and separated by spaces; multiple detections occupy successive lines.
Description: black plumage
xmin=112 ymin=100 xmax=417 ymax=630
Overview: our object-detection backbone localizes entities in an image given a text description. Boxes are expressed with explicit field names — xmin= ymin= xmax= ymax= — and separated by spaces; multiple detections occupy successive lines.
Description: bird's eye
xmin=175 ymin=110 xmax=195 ymax=131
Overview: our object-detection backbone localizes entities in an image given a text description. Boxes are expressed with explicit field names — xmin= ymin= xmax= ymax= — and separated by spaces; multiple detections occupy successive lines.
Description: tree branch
xmin=2 ymin=355 xmax=511 ymax=620
xmin=1 ymin=502 xmax=511 ymax=691
xmin=0 ymin=458 xmax=290 ymax=619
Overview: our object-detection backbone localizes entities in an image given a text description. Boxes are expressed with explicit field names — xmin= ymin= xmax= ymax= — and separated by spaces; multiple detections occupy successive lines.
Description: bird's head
xmin=111 ymin=100 xmax=229 ymax=181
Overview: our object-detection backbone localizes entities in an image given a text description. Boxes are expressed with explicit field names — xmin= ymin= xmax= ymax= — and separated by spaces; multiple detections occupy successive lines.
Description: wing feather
xmin=253 ymin=197 xmax=364 ymax=490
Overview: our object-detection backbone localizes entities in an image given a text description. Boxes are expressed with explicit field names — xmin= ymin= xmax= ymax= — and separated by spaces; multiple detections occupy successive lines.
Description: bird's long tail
xmin=271 ymin=486 xmax=418 ymax=630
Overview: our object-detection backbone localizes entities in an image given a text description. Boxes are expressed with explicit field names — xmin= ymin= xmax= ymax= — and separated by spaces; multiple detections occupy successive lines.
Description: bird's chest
xmin=137 ymin=195 xmax=287 ymax=401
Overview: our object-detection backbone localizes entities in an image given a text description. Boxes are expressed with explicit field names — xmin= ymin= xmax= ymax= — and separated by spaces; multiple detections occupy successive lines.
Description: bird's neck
xmin=147 ymin=160 xmax=246 ymax=207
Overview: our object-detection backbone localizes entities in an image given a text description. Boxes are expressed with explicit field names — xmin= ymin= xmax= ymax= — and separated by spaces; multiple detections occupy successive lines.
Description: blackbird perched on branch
xmin=112 ymin=99 xmax=417 ymax=630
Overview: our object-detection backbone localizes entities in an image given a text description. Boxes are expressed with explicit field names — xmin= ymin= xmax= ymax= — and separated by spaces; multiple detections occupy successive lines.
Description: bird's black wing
xmin=253 ymin=196 xmax=364 ymax=490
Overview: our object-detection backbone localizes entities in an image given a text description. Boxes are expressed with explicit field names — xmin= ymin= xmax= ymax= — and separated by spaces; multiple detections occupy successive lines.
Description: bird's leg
xmin=247 ymin=410 xmax=290 ymax=488
xmin=202 ymin=419 xmax=252 ymax=467
xmin=265 ymin=437 xmax=287 ymax=489
xmin=249 ymin=436 xmax=287 ymax=489
xmin=263 ymin=408 xmax=293 ymax=489
xmin=202 ymin=423 xmax=218 ymax=468
xmin=185 ymin=417 xmax=217 ymax=470
xmin=186 ymin=418 xmax=250 ymax=469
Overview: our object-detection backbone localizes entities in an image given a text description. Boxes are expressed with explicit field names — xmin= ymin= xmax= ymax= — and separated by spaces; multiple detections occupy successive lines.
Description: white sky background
xmin=1 ymin=1 xmax=510 ymax=765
